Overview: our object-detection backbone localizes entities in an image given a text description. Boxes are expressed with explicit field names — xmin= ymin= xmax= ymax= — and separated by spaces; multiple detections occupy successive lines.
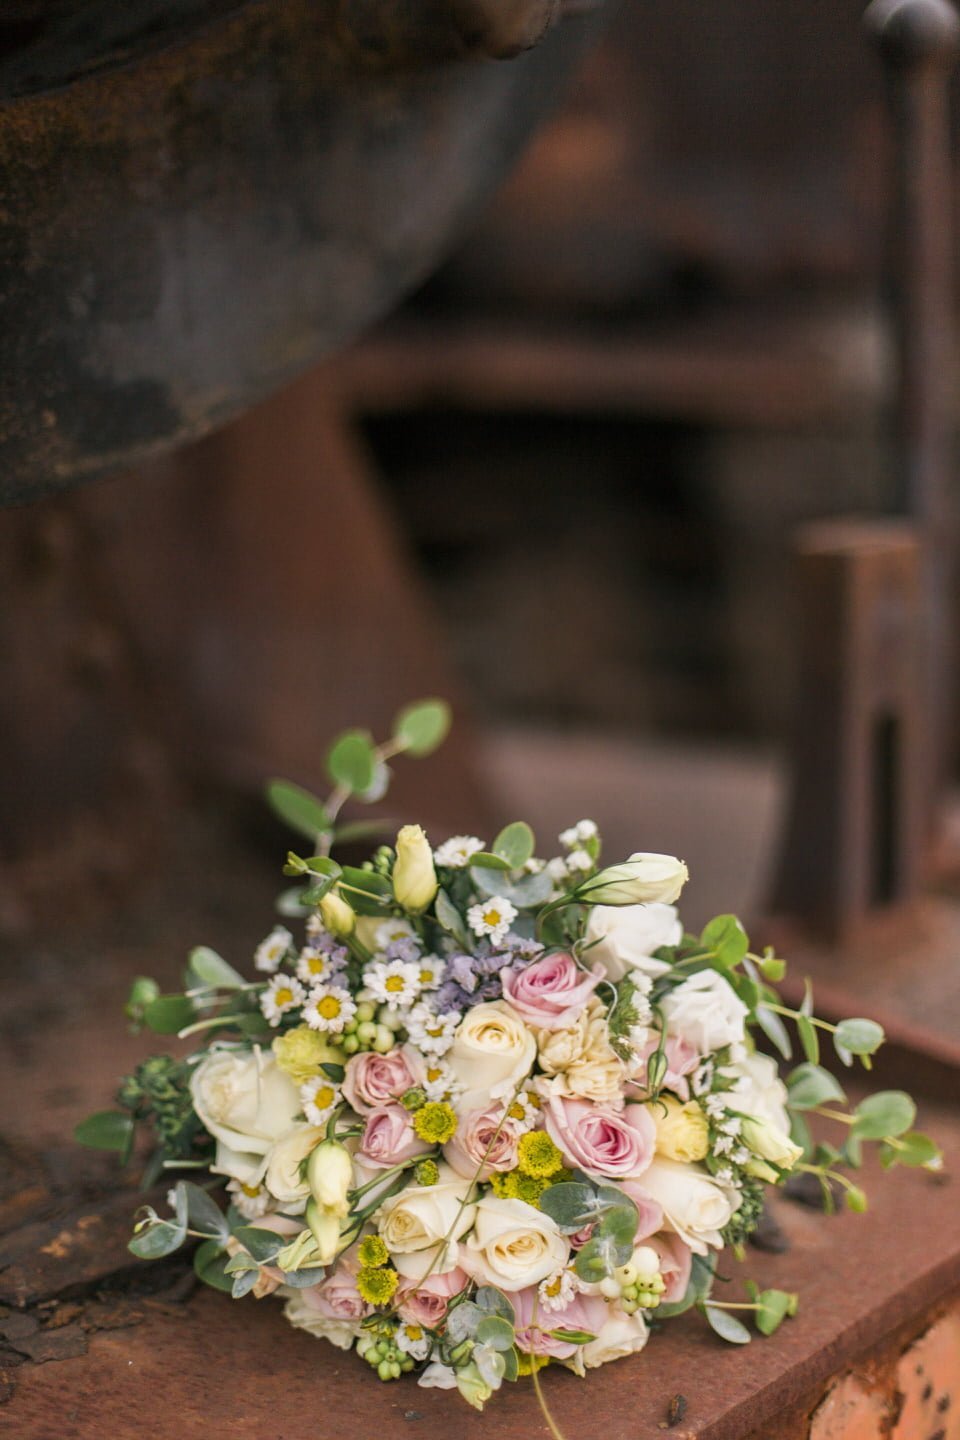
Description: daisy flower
xmin=414 ymin=954 xmax=446 ymax=992
xmin=371 ymin=918 xmax=419 ymax=950
xmin=254 ymin=925 xmax=293 ymax=974
xmin=364 ymin=958 xmax=421 ymax=1008
xmin=300 ymin=1075 xmax=341 ymax=1126
xmin=466 ymin=897 xmax=517 ymax=947
xmin=504 ymin=1086 xmax=541 ymax=1133
xmin=422 ymin=1060 xmax=462 ymax=1103
xmin=396 ymin=1322 xmax=432 ymax=1361
xmin=406 ymin=1003 xmax=461 ymax=1057
xmin=433 ymin=835 xmax=485 ymax=869
xmin=225 ymin=1179 xmax=273 ymax=1221
xmin=538 ymin=1267 xmax=583 ymax=1313
xmin=303 ymin=984 xmax=356 ymax=1035
xmin=296 ymin=947 xmax=336 ymax=986
xmin=260 ymin=974 xmax=306 ymax=1026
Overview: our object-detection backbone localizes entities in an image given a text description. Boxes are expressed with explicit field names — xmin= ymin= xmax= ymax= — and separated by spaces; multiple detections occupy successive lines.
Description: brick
xmin=809 ymin=1373 xmax=892 ymax=1440
xmin=893 ymin=1305 xmax=960 ymax=1440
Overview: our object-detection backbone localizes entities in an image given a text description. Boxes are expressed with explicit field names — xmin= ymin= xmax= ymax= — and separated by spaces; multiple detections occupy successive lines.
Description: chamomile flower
xmin=300 ymin=1075 xmax=341 ymax=1126
xmin=565 ymin=848 xmax=593 ymax=873
xmin=414 ymin=955 xmax=446 ymax=992
xmin=504 ymin=1087 xmax=541 ymax=1133
xmin=226 ymin=1179 xmax=273 ymax=1220
xmin=466 ymin=896 xmax=517 ymax=947
xmin=406 ymin=1004 xmax=461 ymax=1057
xmin=303 ymin=984 xmax=356 ymax=1035
xmin=422 ymin=1060 xmax=462 ymax=1102
xmin=538 ymin=1267 xmax=582 ymax=1313
xmin=260 ymin=974 xmax=306 ymax=1026
xmin=296 ymin=946 xmax=336 ymax=986
xmin=364 ymin=958 xmax=421 ymax=1008
xmin=395 ymin=1321 xmax=431 ymax=1362
xmin=254 ymin=925 xmax=293 ymax=974
xmin=433 ymin=835 xmax=485 ymax=868
xmin=368 ymin=917 xmax=418 ymax=951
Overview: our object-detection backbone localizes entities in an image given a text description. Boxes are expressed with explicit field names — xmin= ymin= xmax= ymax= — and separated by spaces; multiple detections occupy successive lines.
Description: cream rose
xmin=659 ymin=969 xmax=748 ymax=1054
xmin=377 ymin=1164 xmax=476 ymax=1267
xmin=263 ymin=1124 xmax=327 ymax=1211
xmin=463 ymin=1196 xmax=570 ymax=1291
xmin=448 ymin=1001 xmax=536 ymax=1108
xmin=583 ymin=903 xmax=682 ymax=984
xmin=190 ymin=1048 xmax=301 ymax=1155
xmin=724 ymin=1051 xmax=791 ymax=1134
xmin=650 ymin=1098 xmax=710 ymax=1163
xmin=575 ymin=1308 xmax=649 ymax=1372
xmin=536 ymin=1011 xmax=589 ymax=1073
xmin=537 ymin=1007 xmax=625 ymax=1107
xmin=640 ymin=1158 xmax=740 ymax=1255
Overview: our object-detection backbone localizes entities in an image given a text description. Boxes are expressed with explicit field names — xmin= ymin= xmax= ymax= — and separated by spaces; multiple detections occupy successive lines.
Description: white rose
xmin=724 ymin=1051 xmax=791 ymax=1134
xmin=448 ymin=1001 xmax=536 ymax=1108
xmin=264 ymin=1124 xmax=328 ymax=1211
xmin=283 ymin=1292 xmax=359 ymax=1350
xmin=640 ymin=1157 xmax=740 ymax=1255
xmin=378 ymin=1164 xmax=476 ymax=1266
xmin=659 ymin=969 xmax=747 ymax=1054
xmin=463 ymin=1196 xmax=569 ymax=1291
xmin=574 ymin=1308 xmax=649 ymax=1373
xmin=583 ymin=903 xmax=682 ymax=984
xmin=190 ymin=1048 xmax=301 ymax=1155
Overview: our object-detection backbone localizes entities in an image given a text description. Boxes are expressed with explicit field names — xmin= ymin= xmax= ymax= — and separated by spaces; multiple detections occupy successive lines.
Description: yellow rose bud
xmin=306 ymin=1138 xmax=353 ymax=1217
xmin=272 ymin=1026 xmax=344 ymax=1085
xmin=392 ymin=825 xmax=438 ymax=912
xmin=650 ymin=1097 xmax=710 ymax=1163
xmin=319 ymin=888 xmax=356 ymax=938
xmin=741 ymin=1116 xmax=803 ymax=1171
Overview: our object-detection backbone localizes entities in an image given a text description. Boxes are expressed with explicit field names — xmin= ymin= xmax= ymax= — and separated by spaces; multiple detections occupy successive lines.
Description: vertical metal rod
xmin=865 ymin=0 xmax=959 ymax=822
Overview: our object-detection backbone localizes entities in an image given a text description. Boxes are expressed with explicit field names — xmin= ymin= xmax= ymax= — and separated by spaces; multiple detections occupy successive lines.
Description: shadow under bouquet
xmin=78 ymin=700 xmax=942 ymax=1414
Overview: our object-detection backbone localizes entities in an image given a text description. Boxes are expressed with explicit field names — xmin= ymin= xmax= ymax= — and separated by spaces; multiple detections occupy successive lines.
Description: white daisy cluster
xmin=433 ymin=834 xmax=486 ymax=869
xmin=466 ymin=896 xmax=517 ymax=947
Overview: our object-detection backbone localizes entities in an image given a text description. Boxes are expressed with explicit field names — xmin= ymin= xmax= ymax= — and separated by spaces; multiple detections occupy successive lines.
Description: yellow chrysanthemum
xmin=412 ymin=1101 xmax=457 ymax=1145
xmin=517 ymin=1131 xmax=564 ymax=1179
xmin=356 ymin=1266 xmax=400 ymax=1306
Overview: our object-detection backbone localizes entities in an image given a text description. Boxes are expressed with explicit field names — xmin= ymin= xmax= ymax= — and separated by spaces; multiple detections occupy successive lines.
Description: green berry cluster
xmin=117 ymin=1056 xmax=202 ymax=1158
xmin=357 ymin=1330 xmax=416 ymax=1381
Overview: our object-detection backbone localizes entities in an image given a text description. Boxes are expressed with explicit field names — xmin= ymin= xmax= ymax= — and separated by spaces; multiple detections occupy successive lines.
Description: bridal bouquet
xmin=78 ymin=701 xmax=940 ymax=1413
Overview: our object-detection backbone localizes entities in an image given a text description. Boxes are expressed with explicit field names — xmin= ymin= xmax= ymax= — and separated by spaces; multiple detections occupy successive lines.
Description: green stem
xmin=177 ymin=1013 xmax=248 ymax=1039
xmin=764 ymin=1003 xmax=837 ymax=1033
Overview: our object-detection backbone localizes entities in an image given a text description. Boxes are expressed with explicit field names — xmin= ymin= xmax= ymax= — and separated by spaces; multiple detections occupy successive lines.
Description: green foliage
xmin=702 ymin=1305 xmax=752 ymax=1344
xmin=851 ymin=1091 xmax=915 ymax=1140
xmin=754 ymin=1004 xmax=792 ymax=1060
xmin=194 ymin=1239 xmax=234 ymax=1292
xmin=492 ymin=822 xmax=535 ymax=870
xmin=833 ymin=1017 xmax=885 ymax=1059
xmin=266 ymin=780 xmax=331 ymax=840
xmin=143 ymin=994 xmax=196 ymax=1035
xmin=796 ymin=1013 xmax=819 ymax=1065
xmin=787 ymin=1062 xmax=846 ymax=1111
xmin=700 ymin=914 xmax=748 ymax=969
xmin=129 ymin=1216 xmax=186 ymax=1259
xmin=657 ymin=1253 xmax=716 ymax=1319
xmin=879 ymin=1131 xmax=942 ymax=1169
xmin=327 ymin=730 xmax=377 ymax=793
xmin=393 ymin=698 xmax=451 ymax=757
xmin=74 ymin=1110 xmax=134 ymax=1156
xmin=186 ymin=946 xmax=245 ymax=991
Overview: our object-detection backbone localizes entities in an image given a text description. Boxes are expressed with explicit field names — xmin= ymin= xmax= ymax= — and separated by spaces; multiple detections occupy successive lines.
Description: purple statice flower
xmin=433 ymin=935 xmax=544 ymax=1012
xmin=385 ymin=937 xmax=422 ymax=965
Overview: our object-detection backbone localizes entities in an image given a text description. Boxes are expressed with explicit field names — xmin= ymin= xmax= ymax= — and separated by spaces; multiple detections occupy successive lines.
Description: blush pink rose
xmin=628 ymin=1033 xmax=700 ymax=1101
xmin=544 ymin=1096 xmax=655 ymax=1179
xmin=357 ymin=1104 xmax=432 ymax=1169
xmin=648 ymin=1230 xmax=693 ymax=1305
xmin=501 ymin=952 xmax=604 ymax=1030
xmin=512 ymin=1286 xmax=610 ymax=1359
xmin=343 ymin=1046 xmax=425 ymax=1115
xmin=616 ymin=1180 xmax=665 ymax=1242
xmin=308 ymin=1257 xmax=372 ymax=1322
xmin=444 ymin=1105 xmax=523 ymax=1181
xmin=397 ymin=1266 xmax=468 ymax=1327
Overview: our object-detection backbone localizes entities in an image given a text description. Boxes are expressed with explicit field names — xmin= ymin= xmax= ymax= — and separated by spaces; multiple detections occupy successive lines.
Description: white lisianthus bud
xmin=577 ymin=853 xmax=688 ymax=906
xmin=306 ymin=1139 xmax=353 ymax=1217
xmin=319 ymin=889 xmax=355 ymax=938
xmin=740 ymin=1116 xmax=803 ymax=1171
xmin=305 ymin=1197 xmax=344 ymax=1265
xmin=392 ymin=825 xmax=438 ymax=912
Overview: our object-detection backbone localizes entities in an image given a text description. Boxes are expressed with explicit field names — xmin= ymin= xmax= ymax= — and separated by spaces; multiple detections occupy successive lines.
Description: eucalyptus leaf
xmin=755 ymin=1289 xmax=795 ymax=1336
xmin=446 ymin=1301 xmax=484 ymax=1344
xmin=834 ymin=1018 xmax=884 ymax=1057
xmin=475 ymin=1315 xmax=515 ymax=1351
xmin=501 ymin=1347 xmax=520 ymax=1384
xmin=193 ymin=1238 xmax=234 ymax=1292
xmin=186 ymin=946 xmax=245 ymax=991
xmin=851 ymin=1090 xmax=915 ymax=1140
xmin=128 ymin=1219 xmax=186 ymax=1259
xmin=74 ymin=1110 xmax=135 ymax=1154
xmin=879 ymin=1130 xmax=942 ymax=1169
xmin=786 ymin=1062 xmax=846 ymax=1111
xmin=755 ymin=1005 xmax=793 ymax=1061
xmin=280 ymin=1265 xmax=327 ymax=1288
xmin=469 ymin=853 xmax=512 ymax=874
xmin=700 ymin=914 xmax=748 ymax=969
xmin=178 ymin=1182 xmax=229 ymax=1240
xmin=266 ymin=780 xmax=331 ymax=841
xmin=538 ymin=1182 xmax=599 ymax=1232
xmin=475 ymin=1287 xmax=515 ymax=1323
xmin=493 ymin=821 xmax=535 ymax=870
xmin=231 ymin=1269 xmax=260 ymax=1299
xmin=358 ymin=760 xmax=390 ymax=804
xmin=392 ymin=698 xmax=451 ymax=757
xmin=657 ymin=1252 xmax=716 ymax=1319
xmin=233 ymin=1226 xmax=285 ymax=1264
xmin=327 ymin=730 xmax=376 ymax=793
xmin=435 ymin=888 xmax=470 ymax=946
xmin=797 ymin=1014 xmax=819 ymax=1065
xmin=143 ymin=994 xmax=196 ymax=1035
xmin=703 ymin=1305 xmax=752 ymax=1345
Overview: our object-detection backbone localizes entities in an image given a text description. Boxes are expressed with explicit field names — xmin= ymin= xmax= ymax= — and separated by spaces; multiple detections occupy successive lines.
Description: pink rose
xmin=397 ymin=1266 xmax=468 ymax=1327
xmin=648 ymin=1230 xmax=692 ymax=1305
xmin=616 ymin=1180 xmax=665 ymax=1242
xmin=444 ymin=1105 xmax=523 ymax=1181
xmin=501 ymin=952 xmax=604 ymax=1030
xmin=544 ymin=1096 xmax=655 ymax=1179
xmin=308 ymin=1257 xmax=372 ymax=1322
xmin=512 ymin=1286 xmax=610 ymax=1359
xmin=357 ymin=1104 xmax=432 ymax=1169
xmin=628 ymin=1033 xmax=699 ymax=1101
xmin=343 ymin=1046 xmax=425 ymax=1116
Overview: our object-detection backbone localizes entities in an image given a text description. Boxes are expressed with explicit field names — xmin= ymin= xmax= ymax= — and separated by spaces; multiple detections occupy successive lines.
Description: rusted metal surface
xmin=866 ymin=0 xmax=960 ymax=821
xmin=0 ymin=0 xmax=604 ymax=505
xmin=769 ymin=521 xmax=926 ymax=940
